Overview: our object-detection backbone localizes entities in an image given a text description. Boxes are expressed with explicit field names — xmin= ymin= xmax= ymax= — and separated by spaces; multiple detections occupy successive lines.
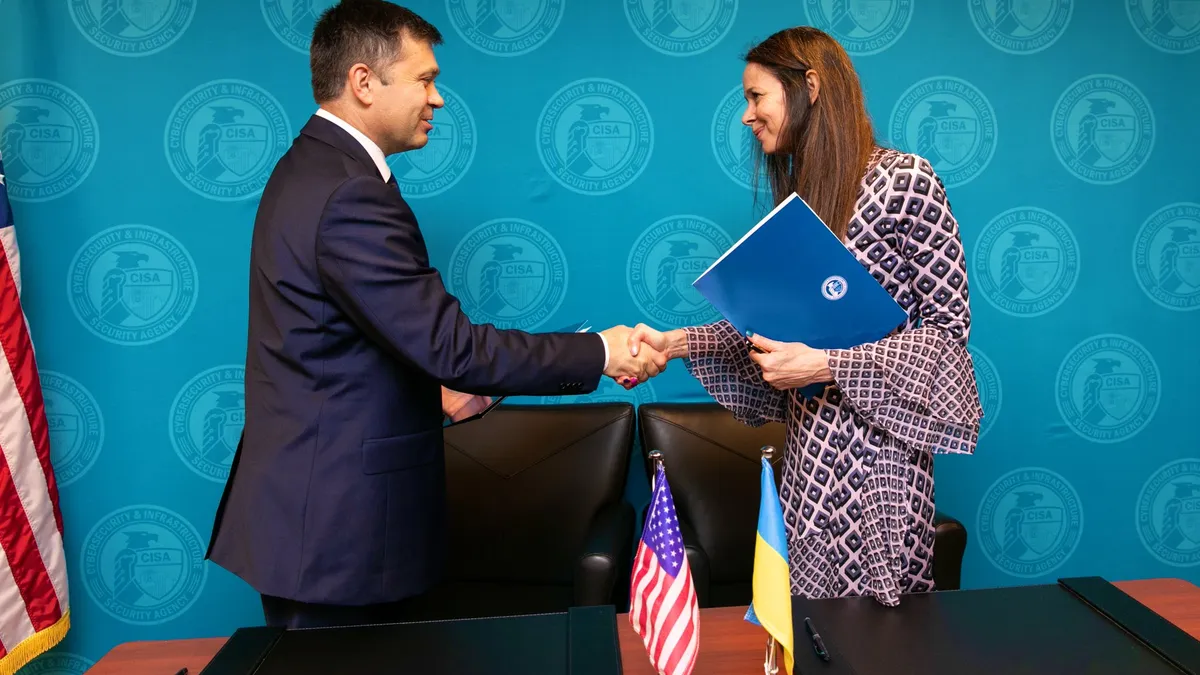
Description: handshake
xmin=600 ymin=324 xmax=683 ymax=389
xmin=443 ymin=323 xmax=685 ymax=422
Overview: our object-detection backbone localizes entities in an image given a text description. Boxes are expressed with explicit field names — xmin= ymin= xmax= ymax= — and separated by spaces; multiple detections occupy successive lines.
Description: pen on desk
xmin=805 ymin=616 xmax=830 ymax=662
xmin=173 ymin=668 xmax=188 ymax=675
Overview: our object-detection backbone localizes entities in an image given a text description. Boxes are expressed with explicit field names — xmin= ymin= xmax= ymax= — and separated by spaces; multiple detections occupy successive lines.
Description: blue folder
xmin=691 ymin=193 xmax=909 ymax=397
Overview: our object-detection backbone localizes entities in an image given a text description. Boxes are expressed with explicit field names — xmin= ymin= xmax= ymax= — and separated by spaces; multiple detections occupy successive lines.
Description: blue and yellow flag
xmin=744 ymin=456 xmax=793 ymax=674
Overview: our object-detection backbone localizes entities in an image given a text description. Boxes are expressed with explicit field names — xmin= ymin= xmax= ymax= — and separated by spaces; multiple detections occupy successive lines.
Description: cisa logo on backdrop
xmin=536 ymin=78 xmax=653 ymax=196
xmin=20 ymin=651 xmax=95 ymax=675
xmin=627 ymin=215 xmax=731 ymax=325
xmin=450 ymin=218 xmax=567 ymax=330
xmin=386 ymin=83 xmax=475 ymax=198
xmin=889 ymin=77 xmax=996 ymax=187
xmin=1133 ymin=202 xmax=1200 ymax=311
xmin=1056 ymin=334 xmax=1160 ymax=444
xmin=968 ymin=0 xmax=1072 ymax=54
xmin=69 ymin=0 xmax=196 ymax=56
xmin=81 ymin=505 xmax=207 ymax=625
xmin=1127 ymin=0 xmax=1200 ymax=54
xmin=170 ymin=366 xmax=244 ymax=483
xmin=0 ymin=79 xmax=98 ymax=203
xmin=803 ymin=0 xmax=913 ymax=55
xmin=625 ymin=0 xmax=737 ymax=56
xmin=973 ymin=207 xmax=1079 ymax=317
xmin=977 ymin=467 xmax=1082 ymax=577
xmin=164 ymin=79 xmax=292 ymax=201
xmin=1137 ymin=459 xmax=1200 ymax=567
xmin=710 ymin=85 xmax=761 ymax=191
xmin=68 ymin=225 xmax=198 ymax=346
xmin=446 ymin=0 xmax=564 ymax=56
xmin=538 ymin=378 xmax=658 ymax=406
xmin=1051 ymin=75 xmax=1154 ymax=185
xmin=968 ymin=345 xmax=1001 ymax=439
xmin=262 ymin=0 xmax=339 ymax=53
xmin=40 ymin=371 xmax=104 ymax=488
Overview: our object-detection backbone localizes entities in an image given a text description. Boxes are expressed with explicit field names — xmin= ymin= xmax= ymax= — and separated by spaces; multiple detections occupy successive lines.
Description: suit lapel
xmin=300 ymin=114 xmax=380 ymax=177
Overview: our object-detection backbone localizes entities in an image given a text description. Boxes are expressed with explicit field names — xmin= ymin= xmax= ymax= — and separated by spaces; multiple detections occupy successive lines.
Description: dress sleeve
xmin=825 ymin=154 xmax=983 ymax=455
xmin=681 ymin=319 xmax=789 ymax=426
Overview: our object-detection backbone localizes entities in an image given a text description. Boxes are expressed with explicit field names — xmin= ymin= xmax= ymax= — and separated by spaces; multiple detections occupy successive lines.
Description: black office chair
xmin=637 ymin=402 xmax=967 ymax=608
xmin=394 ymin=403 xmax=636 ymax=621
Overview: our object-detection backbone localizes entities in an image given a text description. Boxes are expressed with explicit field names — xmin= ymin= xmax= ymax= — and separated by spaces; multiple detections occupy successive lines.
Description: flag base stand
xmin=764 ymin=635 xmax=778 ymax=675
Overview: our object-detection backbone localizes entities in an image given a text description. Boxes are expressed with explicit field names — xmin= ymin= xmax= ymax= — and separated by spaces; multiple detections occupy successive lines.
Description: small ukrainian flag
xmin=744 ymin=454 xmax=794 ymax=675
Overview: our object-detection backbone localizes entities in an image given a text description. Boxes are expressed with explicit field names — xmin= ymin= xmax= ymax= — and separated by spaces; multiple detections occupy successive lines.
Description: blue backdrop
xmin=2 ymin=1 xmax=1199 ymax=671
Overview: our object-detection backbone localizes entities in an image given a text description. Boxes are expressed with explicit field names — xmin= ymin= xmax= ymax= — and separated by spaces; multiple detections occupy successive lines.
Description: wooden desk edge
xmin=86 ymin=577 xmax=1200 ymax=674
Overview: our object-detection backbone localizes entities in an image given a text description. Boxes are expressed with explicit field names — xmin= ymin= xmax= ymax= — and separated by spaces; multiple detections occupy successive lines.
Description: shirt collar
xmin=315 ymin=108 xmax=391 ymax=182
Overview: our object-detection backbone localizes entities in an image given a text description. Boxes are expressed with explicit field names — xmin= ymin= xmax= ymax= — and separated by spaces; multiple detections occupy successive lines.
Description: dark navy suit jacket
xmin=205 ymin=114 xmax=606 ymax=606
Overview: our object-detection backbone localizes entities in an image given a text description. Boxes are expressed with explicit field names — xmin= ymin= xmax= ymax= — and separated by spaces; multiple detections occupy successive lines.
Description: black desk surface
xmin=792 ymin=578 xmax=1200 ymax=675
xmin=199 ymin=604 xmax=622 ymax=675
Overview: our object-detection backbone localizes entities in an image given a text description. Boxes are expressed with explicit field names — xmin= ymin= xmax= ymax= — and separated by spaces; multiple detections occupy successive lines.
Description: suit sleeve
xmin=315 ymin=175 xmax=605 ymax=396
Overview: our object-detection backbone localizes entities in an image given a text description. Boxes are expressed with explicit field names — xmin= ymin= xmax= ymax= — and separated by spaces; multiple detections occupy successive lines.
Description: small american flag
xmin=629 ymin=461 xmax=699 ymax=675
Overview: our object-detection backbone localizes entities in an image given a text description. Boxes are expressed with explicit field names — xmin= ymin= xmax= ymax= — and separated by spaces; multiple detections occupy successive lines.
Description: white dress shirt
xmin=315 ymin=108 xmax=391 ymax=182
xmin=312 ymin=109 xmax=612 ymax=371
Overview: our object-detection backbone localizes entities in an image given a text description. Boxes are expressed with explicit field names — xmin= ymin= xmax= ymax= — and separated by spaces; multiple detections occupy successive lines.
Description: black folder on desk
xmin=792 ymin=577 xmax=1200 ymax=674
xmin=198 ymin=604 xmax=621 ymax=675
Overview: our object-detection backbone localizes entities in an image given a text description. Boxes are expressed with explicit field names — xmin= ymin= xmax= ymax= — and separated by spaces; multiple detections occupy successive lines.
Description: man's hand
xmin=600 ymin=325 xmax=668 ymax=388
xmin=441 ymin=386 xmax=493 ymax=421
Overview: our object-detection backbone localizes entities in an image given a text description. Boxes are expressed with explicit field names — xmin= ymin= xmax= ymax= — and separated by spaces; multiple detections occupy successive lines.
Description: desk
xmin=84 ymin=578 xmax=1200 ymax=674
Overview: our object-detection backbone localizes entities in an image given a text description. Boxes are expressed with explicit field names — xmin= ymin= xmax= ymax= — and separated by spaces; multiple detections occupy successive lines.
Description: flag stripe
xmin=0 ymin=154 xmax=70 ymax=674
xmin=660 ymin=580 xmax=697 ymax=674
xmin=0 ymin=540 xmax=37 ymax=658
xmin=629 ymin=544 xmax=654 ymax=627
xmin=634 ymin=549 xmax=668 ymax=636
xmin=649 ymin=563 xmax=687 ymax=660
xmin=0 ymin=224 xmax=64 ymax=636
xmin=0 ymin=368 xmax=61 ymax=634
xmin=0 ymin=233 xmax=68 ymax=622
xmin=0 ymin=238 xmax=66 ymax=628
xmin=756 ymin=457 xmax=788 ymax=560
xmin=0 ymin=229 xmax=62 ymax=536
xmin=650 ymin=567 xmax=690 ymax=664
xmin=670 ymin=602 xmax=700 ymax=675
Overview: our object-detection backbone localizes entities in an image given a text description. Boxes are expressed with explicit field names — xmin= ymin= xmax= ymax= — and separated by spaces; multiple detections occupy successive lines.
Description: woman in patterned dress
xmin=626 ymin=27 xmax=984 ymax=606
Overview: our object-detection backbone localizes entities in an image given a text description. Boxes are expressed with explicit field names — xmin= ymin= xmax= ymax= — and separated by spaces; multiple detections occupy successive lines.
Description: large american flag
xmin=629 ymin=462 xmax=699 ymax=675
xmin=0 ymin=151 xmax=70 ymax=675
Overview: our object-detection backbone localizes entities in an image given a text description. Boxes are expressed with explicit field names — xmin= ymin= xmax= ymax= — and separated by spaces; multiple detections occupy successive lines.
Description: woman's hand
xmin=746 ymin=332 xmax=832 ymax=390
xmin=628 ymin=324 xmax=689 ymax=361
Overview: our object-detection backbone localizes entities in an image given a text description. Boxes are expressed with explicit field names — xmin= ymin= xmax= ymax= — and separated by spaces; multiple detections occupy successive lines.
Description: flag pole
xmin=761 ymin=445 xmax=779 ymax=675
xmin=648 ymin=449 xmax=665 ymax=487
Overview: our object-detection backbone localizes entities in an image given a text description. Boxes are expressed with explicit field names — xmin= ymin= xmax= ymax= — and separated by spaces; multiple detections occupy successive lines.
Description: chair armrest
xmin=575 ymin=500 xmax=634 ymax=607
xmin=933 ymin=510 xmax=967 ymax=591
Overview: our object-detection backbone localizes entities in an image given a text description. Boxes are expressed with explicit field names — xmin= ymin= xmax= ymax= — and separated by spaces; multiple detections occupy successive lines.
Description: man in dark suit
xmin=204 ymin=0 xmax=665 ymax=630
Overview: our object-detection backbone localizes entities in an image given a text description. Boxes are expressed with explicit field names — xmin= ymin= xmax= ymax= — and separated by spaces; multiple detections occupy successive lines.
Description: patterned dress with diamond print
xmin=682 ymin=148 xmax=983 ymax=607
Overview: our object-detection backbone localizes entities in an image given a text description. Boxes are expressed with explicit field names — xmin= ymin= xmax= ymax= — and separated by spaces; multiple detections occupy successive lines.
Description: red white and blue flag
xmin=629 ymin=461 xmax=699 ymax=675
xmin=0 ymin=151 xmax=70 ymax=675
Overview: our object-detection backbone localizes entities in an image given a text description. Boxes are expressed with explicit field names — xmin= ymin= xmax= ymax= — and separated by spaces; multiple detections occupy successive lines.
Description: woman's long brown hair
xmin=745 ymin=27 xmax=878 ymax=241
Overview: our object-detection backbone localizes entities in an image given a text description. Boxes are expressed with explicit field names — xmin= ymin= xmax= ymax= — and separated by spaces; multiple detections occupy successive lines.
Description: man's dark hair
xmin=310 ymin=0 xmax=443 ymax=103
